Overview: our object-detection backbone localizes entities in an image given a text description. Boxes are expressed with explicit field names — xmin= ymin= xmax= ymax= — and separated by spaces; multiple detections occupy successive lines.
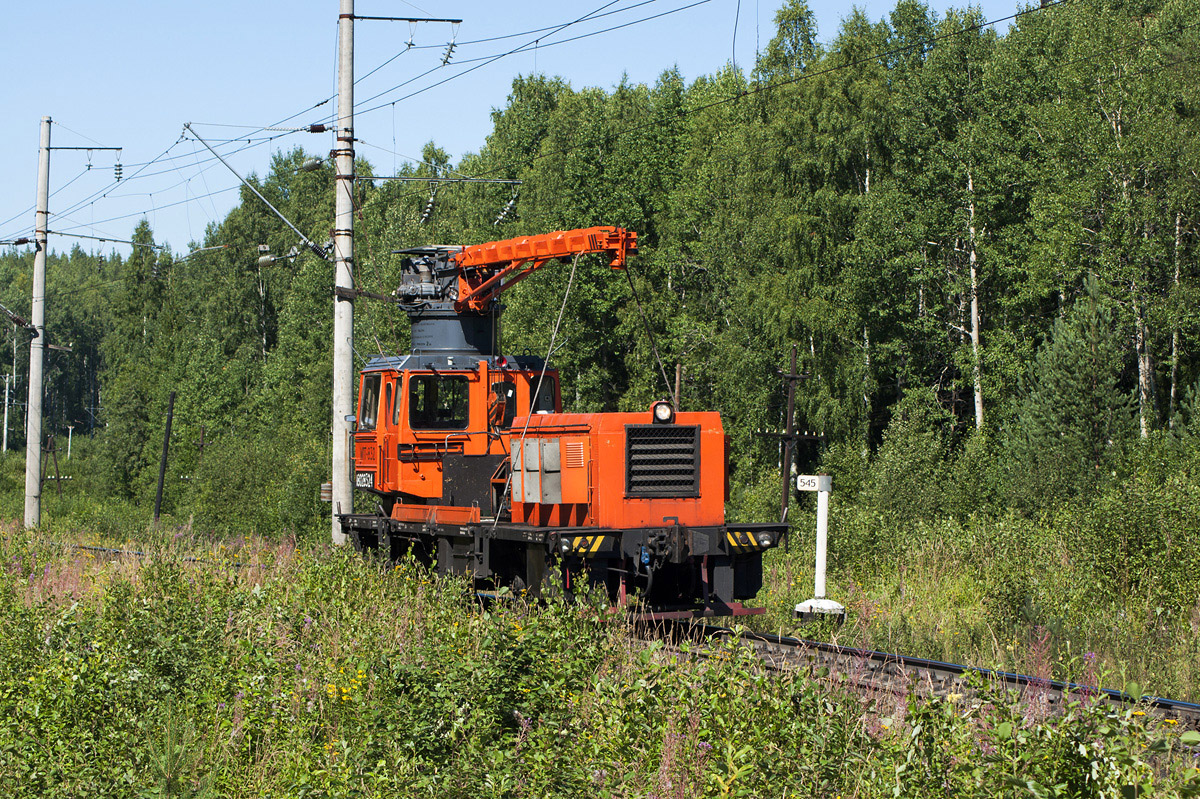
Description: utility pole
xmin=326 ymin=6 xmax=460 ymax=544
xmin=331 ymin=0 xmax=356 ymax=544
xmin=24 ymin=117 xmax=50 ymax=529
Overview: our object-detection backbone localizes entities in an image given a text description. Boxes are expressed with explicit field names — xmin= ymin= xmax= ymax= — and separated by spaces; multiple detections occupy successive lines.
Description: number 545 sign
xmin=796 ymin=474 xmax=832 ymax=493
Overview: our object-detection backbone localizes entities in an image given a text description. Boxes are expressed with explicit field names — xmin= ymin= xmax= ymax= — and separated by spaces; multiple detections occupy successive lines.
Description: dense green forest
xmin=2 ymin=0 xmax=1200 ymax=683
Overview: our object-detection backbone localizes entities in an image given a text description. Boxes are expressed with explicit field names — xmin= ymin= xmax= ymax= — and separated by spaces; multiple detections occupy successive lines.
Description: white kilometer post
xmin=794 ymin=474 xmax=846 ymax=622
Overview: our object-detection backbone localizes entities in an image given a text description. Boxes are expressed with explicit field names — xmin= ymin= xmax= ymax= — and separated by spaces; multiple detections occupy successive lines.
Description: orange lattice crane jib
xmin=451 ymin=226 xmax=638 ymax=313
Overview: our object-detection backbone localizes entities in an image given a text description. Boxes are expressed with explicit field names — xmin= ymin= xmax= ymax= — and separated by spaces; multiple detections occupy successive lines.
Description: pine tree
xmin=1007 ymin=276 xmax=1134 ymax=502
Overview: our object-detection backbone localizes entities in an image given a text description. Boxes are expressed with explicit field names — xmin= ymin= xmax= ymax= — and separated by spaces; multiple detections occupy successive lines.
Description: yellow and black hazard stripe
xmin=567 ymin=535 xmax=614 ymax=557
xmin=725 ymin=529 xmax=766 ymax=553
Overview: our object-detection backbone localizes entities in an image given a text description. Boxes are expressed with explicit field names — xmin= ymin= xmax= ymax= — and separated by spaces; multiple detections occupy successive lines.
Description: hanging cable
xmin=492 ymin=253 xmax=582 ymax=530
xmin=624 ymin=266 xmax=674 ymax=402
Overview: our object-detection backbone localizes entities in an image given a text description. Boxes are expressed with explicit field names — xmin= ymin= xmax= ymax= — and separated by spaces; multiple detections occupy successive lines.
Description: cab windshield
xmin=408 ymin=374 xmax=470 ymax=430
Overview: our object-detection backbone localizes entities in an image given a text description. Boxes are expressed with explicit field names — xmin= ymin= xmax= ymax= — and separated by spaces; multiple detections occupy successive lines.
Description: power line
xmin=515 ymin=0 xmax=1077 ymax=171
xmin=44 ymin=129 xmax=302 ymax=233
xmin=1 ymin=1 xmax=691 ymax=247
xmin=51 ymin=185 xmax=240 ymax=235
xmin=426 ymin=0 xmax=714 ymax=71
xmin=317 ymin=0 xmax=633 ymax=123
xmin=343 ymin=0 xmax=1090 ymax=223
xmin=354 ymin=138 xmax=479 ymax=180
xmin=49 ymin=119 xmax=105 ymax=148
xmin=11 ymin=0 xmax=1161 ymax=264
xmin=366 ymin=1 xmax=714 ymax=118
xmin=402 ymin=0 xmax=666 ymax=50
xmin=45 ymin=230 xmax=166 ymax=250
xmin=0 ymin=166 xmax=94 ymax=236
xmin=13 ymin=138 xmax=189 ymax=243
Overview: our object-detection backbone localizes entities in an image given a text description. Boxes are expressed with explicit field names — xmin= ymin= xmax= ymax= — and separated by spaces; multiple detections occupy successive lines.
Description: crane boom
xmin=452 ymin=226 xmax=637 ymax=313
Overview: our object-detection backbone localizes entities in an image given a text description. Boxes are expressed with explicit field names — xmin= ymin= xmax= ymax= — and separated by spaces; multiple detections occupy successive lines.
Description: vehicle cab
xmin=352 ymin=353 xmax=559 ymax=520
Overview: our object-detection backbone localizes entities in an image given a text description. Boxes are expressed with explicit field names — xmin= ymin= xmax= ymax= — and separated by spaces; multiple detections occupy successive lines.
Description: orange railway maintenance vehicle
xmin=338 ymin=226 xmax=786 ymax=617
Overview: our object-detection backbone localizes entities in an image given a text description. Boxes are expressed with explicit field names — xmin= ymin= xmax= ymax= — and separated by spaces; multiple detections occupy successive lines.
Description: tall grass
xmin=2 ymin=524 xmax=1197 ymax=798
xmin=761 ymin=506 xmax=1200 ymax=704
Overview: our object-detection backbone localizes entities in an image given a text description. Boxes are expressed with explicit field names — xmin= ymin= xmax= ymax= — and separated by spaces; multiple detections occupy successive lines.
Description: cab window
xmin=532 ymin=375 xmax=557 ymax=413
xmin=409 ymin=374 xmax=470 ymax=430
xmin=490 ymin=380 xmax=516 ymax=429
xmin=359 ymin=374 xmax=381 ymax=430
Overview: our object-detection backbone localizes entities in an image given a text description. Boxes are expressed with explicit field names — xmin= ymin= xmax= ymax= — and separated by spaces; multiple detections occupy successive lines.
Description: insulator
xmin=420 ymin=182 xmax=438 ymax=225
xmin=441 ymin=41 xmax=457 ymax=66
xmin=114 ymin=163 xmax=123 ymax=181
xmin=300 ymin=158 xmax=323 ymax=172
xmin=258 ymin=255 xmax=276 ymax=268
xmin=493 ymin=194 xmax=518 ymax=226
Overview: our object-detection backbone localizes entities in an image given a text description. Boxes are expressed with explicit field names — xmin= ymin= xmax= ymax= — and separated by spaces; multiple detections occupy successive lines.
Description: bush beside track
xmin=2 ymin=526 xmax=1199 ymax=798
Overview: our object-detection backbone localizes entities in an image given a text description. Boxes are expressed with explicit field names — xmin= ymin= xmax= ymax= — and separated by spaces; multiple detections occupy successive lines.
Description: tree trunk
xmin=967 ymin=171 xmax=984 ymax=431
xmin=1170 ymin=211 xmax=1182 ymax=425
xmin=862 ymin=325 xmax=871 ymax=456
xmin=1133 ymin=290 xmax=1154 ymax=439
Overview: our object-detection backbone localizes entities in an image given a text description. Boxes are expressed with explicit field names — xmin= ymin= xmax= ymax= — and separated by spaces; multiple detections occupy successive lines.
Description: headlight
xmin=651 ymin=401 xmax=674 ymax=424
xmin=756 ymin=532 xmax=775 ymax=548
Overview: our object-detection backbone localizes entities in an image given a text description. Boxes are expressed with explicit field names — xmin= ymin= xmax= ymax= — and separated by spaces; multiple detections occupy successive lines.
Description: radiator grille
xmin=625 ymin=424 xmax=700 ymax=498
xmin=565 ymin=441 xmax=585 ymax=469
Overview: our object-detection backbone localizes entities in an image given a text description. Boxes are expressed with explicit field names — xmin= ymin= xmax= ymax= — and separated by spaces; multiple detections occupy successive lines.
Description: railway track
xmin=692 ymin=624 xmax=1200 ymax=728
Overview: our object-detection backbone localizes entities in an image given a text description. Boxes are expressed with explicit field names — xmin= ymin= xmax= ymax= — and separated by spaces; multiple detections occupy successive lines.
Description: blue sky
xmin=0 ymin=0 xmax=1023 ymax=257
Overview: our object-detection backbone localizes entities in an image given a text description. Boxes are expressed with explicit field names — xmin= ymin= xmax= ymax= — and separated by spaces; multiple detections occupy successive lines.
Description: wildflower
xmin=1164 ymin=719 xmax=1178 ymax=725
xmin=1133 ymin=711 xmax=1146 ymax=717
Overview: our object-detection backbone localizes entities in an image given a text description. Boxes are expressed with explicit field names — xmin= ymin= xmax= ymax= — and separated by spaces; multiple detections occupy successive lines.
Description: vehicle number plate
xmin=355 ymin=471 xmax=374 ymax=489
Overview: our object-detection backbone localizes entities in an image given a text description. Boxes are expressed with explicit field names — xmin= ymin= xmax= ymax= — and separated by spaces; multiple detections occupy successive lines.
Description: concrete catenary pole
xmin=24 ymin=116 xmax=51 ymax=529
xmin=331 ymin=0 xmax=355 ymax=544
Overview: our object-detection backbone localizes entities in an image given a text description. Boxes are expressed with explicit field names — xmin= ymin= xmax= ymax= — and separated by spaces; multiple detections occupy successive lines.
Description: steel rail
xmin=695 ymin=625 xmax=1200 ymax=728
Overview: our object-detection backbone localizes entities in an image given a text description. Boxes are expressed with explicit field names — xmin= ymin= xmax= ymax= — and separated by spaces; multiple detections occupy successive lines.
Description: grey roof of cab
xmin=361 ymin=353 xmax=548 ymax=372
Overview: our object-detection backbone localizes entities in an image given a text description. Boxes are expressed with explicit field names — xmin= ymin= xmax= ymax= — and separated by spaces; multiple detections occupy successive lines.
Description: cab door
xmin=378 ymin=377 xmax=397 ymax=492
xmin=353 ymin=372 xmax=383 ymax=492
